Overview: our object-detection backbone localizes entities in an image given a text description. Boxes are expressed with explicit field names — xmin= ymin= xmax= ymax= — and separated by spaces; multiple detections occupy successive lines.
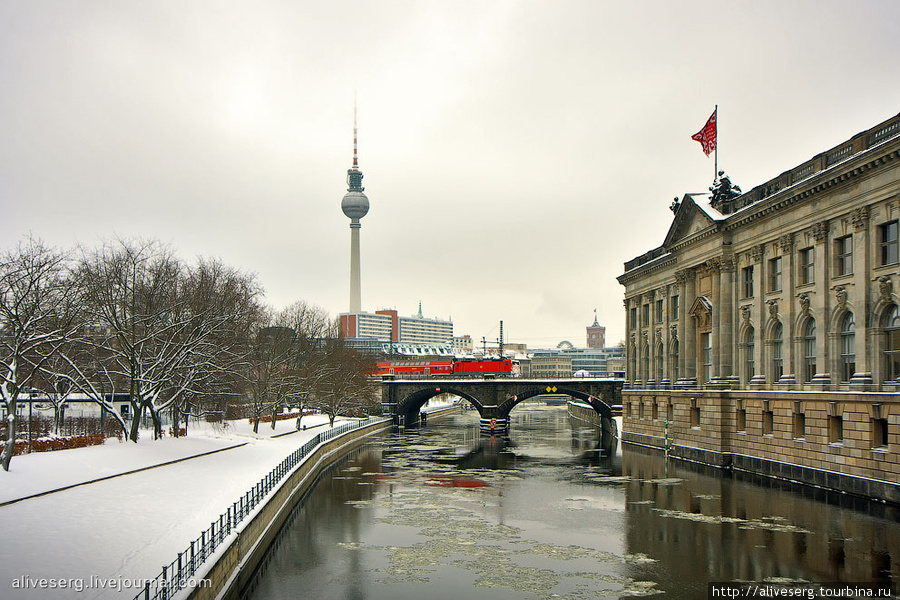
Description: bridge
xmin=380 ymin=376 xmax=623 ymax=439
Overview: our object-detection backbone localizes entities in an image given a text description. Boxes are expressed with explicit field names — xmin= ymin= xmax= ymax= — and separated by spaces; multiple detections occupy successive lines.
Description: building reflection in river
xmin=622 ymin=446 xmax=898 ymax=594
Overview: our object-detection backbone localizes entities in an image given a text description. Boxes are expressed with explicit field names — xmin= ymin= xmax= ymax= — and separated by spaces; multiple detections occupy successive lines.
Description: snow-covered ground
xmin=0 ymin=413 xmax=350 ymax=599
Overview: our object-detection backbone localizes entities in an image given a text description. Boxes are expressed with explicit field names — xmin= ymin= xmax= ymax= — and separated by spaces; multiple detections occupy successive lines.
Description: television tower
xmin=341 ymin=104 xmax=369 ymax=313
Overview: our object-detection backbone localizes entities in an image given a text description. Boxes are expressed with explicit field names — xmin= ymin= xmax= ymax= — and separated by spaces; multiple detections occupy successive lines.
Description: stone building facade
xmin=617 ymin=112 xmax=900 ymax=502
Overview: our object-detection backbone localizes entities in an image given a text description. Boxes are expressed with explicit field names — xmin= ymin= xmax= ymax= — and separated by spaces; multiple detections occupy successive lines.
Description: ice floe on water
xmin=651 ymin=508 xmax=812 ymax=533
xmin=334 ymin=476 xmax=660 ymax=599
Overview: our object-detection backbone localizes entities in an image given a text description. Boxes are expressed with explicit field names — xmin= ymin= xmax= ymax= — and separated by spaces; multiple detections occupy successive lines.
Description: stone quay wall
xmin=622 ymin=389 xmax=900 ymax=504
xmin=189 ymin=419 xmax=391 ymax=600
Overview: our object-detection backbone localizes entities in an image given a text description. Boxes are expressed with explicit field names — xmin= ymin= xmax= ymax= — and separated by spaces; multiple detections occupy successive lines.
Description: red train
xmin=373 ymin=358 xmax=518 ymax=378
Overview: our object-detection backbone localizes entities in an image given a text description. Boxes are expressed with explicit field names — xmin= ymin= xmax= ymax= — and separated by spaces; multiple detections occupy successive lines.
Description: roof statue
xmin=709 ymin=170 xmax=742 ymax=211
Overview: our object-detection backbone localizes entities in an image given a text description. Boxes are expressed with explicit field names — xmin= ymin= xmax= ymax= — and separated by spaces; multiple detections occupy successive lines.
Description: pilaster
xmin=850 ymin=207 xmax=874 ymax=387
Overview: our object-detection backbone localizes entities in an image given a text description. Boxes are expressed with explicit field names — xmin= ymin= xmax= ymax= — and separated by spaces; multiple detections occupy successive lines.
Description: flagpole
xmin=714 ymin=104 xmax=718 ymax=183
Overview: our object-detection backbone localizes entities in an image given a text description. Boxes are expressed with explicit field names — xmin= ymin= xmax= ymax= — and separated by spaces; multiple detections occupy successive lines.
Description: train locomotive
xmin=373 ymin=358 xmax=517 ymax=378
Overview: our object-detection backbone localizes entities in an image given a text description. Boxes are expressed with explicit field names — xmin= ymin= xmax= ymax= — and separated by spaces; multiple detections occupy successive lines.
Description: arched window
xmin=701 ymin=332 xmax=712 ymax=383
xmin=641 ymin=344 xmax=649 ymax=383
xmin=803 ymin=318 xmax=816 ymax=383
xmin=771 ymin=322 xmax=784 ymax=383
xmin=840 ymin=312 xmax=855 ymax=383
xmin=884 ymin=305 xmax=900 ymax=382
xmin=629 ymin=344 xmax=637 ymax=382
xmin=671 ymin=340 xmax=680 ymax=382
xmin=655 ymin=342 xmax=664 ymax=383
xmin=745 ymin=327 xmax=755 ymax=382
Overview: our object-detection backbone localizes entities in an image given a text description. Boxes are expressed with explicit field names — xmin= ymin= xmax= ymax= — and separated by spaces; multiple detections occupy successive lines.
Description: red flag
xmin=691 ymin=109 xmax=717 ymax=156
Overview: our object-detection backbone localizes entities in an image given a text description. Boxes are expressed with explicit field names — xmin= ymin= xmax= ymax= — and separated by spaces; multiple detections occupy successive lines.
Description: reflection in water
xmin=622 ymin=447 xmax=900 ymax=598
xmin=244 ymin=404 xmax=899 ymax=600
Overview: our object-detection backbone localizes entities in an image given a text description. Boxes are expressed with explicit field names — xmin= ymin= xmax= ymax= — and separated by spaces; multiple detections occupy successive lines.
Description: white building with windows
xmin=340 ymin=304 xmax=453 ymax=355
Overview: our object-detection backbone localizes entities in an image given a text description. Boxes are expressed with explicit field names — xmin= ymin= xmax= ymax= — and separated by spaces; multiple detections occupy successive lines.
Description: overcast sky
xmin=2 ymin=1 xmax=899 ymax=350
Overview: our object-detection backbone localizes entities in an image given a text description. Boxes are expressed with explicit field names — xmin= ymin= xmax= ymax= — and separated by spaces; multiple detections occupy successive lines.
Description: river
xmin=243 ymin=402 xmax=899 ymax=599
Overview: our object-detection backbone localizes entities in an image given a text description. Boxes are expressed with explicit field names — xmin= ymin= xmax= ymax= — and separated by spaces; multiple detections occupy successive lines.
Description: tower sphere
xmin=342 ymin=190 xmax=369 ymax=219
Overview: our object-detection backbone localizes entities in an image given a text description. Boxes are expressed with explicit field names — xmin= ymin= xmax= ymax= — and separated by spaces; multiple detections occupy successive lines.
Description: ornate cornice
xmin=723 ymin=145 xmax=900 ymax=232
xmin=617 ymin=254 xmax=678 ymax=285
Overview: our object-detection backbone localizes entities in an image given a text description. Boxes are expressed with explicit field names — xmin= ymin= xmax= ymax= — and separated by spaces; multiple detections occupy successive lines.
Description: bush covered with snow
xmin=13 ymin=433 xmax=107 ymax=455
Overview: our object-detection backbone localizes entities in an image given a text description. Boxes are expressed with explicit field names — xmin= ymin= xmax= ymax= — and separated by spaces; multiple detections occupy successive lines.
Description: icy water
xmin=244 ymin=404 xmax=900 ymax=600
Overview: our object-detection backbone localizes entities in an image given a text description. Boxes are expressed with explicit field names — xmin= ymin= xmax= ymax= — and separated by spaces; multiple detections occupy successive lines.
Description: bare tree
xmin=0 ymin=238 xmax=78 ymax=471
xmin=31 ymin=355 xmax=76 ymax=436
xmin=311 ymin=340 xmax=377 ymax=427
xmin=162 ymin=257 xmax=262 ymax=437
xmin=242 ymin=313 xmax=298 ymax=434
xmin=274 ymin=301 xmax=334 ymax=430
xmin=73 ymin=240 xmax=260 ymax=441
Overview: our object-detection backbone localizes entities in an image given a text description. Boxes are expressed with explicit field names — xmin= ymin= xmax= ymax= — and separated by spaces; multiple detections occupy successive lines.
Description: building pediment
xmin=663 ymin=194 xmax=721 ymax=249
xmin=689 ymin=295 xmax=713 ymax=330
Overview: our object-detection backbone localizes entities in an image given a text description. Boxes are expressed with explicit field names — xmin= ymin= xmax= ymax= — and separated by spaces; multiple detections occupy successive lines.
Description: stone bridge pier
xmin=380 ymin=377 xmax=623 ymax=440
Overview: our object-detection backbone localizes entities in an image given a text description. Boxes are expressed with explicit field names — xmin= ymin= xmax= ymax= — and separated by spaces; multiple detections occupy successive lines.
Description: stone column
xmin=682 ymin=267 xmax=698 ymax=387
xmin=779 ymin=233 xmax=797 ymax=387
xmin=719 ymin=256 xmax=737 ymax=387
xmin=623 ymin=298 xmax=633 ymax=386
xmin=833 ymin=286 xmax=849 ymax=383
xmin=642 ymin=293 xmax=653 ymax=387
xmin=675 ymin=270 xmax=688 ymax=387
xmin=659 ymin=286 xmax=671 ymax=388
xmin=850 ymin=207 xmax=873 ymax=387
xmin=749 ymin=245 xmax=767 ymax=388
xmin=707 ymin=258 xmax=722 ymax=383
xmin=811 ymin=221 xmax=832 ymax=387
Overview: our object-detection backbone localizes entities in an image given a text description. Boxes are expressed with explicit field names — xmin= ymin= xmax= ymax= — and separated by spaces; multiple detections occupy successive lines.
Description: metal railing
xmin=135 ymin=416 xmax=387 ymax=600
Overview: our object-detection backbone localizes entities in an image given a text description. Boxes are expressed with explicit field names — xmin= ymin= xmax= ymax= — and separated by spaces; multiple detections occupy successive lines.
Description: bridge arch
xmin=394 ymin=386 xmax=483 ymax=427
xmin=495 ymin=385 xmax=618 ymax=448
xmin=495 ymin=386 xmax=615 ymax=423
xmin=383 ymin=378 xmax=623 ymax=440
